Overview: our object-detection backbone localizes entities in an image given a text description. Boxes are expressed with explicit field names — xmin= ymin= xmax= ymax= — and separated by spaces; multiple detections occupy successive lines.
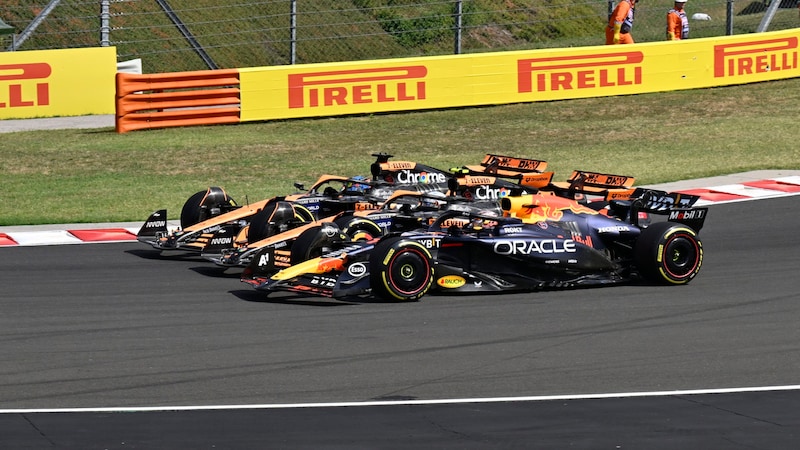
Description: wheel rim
xmin=388 ymin=248 xmax=431 ymax=295
xmin=662 ymin=234 xmax=700 ymax=279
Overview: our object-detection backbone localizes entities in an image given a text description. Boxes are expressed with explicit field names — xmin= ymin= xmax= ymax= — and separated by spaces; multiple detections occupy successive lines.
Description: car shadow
xmin=125 ymin=249 xmax=203 ymax=262
xmin=229 ymin=289 xmax=358 ymax=307
xmin=189 ymin=265 xmax=243 ymax=278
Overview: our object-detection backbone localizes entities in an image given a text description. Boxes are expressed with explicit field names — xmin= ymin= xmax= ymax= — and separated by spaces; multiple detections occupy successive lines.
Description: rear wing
xmin=445 ymin=172 xmax=550 ymax=198
xmin=546 ymin=170 xmax=636 ymax=200
xmin=459 ymin=153 xmax=548 ymax=178
xmin=628 ymin=189 xmax=708 ymax=231
xmin=369 ymin=152 xmax=448 ymax=185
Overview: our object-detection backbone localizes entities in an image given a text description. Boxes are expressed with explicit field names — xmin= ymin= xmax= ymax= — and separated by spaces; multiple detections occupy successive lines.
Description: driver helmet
xmin=343 ymin=175 xmax=370 ymax=194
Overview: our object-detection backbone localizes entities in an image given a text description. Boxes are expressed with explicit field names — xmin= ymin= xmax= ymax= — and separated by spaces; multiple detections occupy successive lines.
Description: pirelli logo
xmin=0 ymin=63 xmax=51 ymax=109
xmin=714 ymin=37 xmax=798 ymax=78
xmin=288 ymin=66 xmax=427 ymax=109
xmin=518 ymin=52 xmax=643 ymax=93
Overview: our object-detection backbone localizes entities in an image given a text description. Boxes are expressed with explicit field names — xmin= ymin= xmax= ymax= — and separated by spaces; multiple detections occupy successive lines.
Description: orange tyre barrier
xmin=115 ymin=69 xmax=241 ymax=133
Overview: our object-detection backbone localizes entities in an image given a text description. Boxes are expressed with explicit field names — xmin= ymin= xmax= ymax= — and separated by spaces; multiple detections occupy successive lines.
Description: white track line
xmin=3 ymin=385 xmax=800 ymax=414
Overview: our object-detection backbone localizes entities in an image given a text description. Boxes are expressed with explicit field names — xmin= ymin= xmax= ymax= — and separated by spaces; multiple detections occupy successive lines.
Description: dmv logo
xmin=518 ymin=52 xmax=643 ymax=93
xmin=714 ymin=37 xmax=798 ymax=78
xmin=0 ymin=63 xmax=51 ymax=108
xmin=288 ymin=66 xmax=427 ymax=108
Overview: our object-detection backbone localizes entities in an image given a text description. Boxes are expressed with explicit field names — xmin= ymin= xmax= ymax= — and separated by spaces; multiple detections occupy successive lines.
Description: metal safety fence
xmin=2 ymin=0 xmax=799 ymax=73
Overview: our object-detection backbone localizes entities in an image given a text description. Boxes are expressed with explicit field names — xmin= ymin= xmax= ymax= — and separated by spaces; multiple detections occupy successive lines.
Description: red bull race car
xmin=240 ymin=188 xmax=707 ymax=302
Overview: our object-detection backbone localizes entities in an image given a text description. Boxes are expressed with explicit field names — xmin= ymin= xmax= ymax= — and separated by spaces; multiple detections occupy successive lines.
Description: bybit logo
xmin=0 ymin=63 xmax=51 ymax=108
xmin=288 ymin=66 xmax=427 ymax=108
xmin=714 ymin=37 xmax=798 ymax=78
xmin=518 ymin=52 xmax=643 ymax=93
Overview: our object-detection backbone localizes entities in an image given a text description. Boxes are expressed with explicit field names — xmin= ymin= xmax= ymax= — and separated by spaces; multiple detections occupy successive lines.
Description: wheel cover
xmin=661 ymin=234 xmax=701 ymax=279
xmin=387 ymin=248 xmax=431 ymax=295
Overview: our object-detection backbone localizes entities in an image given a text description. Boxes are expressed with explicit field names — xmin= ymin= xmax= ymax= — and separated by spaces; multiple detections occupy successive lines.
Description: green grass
xmin=2 ymin=77 xmax=800 ymax=226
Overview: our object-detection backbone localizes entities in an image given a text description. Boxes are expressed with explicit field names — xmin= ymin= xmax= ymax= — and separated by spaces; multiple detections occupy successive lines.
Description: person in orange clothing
xmin=666 ymin=0 xmax=690 ymax=40
xmin=606 ymin=0 xmax=637 ymax=45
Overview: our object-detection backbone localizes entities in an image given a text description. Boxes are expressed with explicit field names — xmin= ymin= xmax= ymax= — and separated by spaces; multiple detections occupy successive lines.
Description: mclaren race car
xmin=151 ymin=153 xmax=551 ymax=264
xmin=241 ymin=188 xmax=707 ymax=302
xmin=135 ymin=152 xmax=458 ymax=254
xmin=209 ymin=164 xmax=644 ymax=270
xmin=200 ymin=155 xmax=557 ymax=268
xmin=202 ymin=188 xmax=506 ymax=269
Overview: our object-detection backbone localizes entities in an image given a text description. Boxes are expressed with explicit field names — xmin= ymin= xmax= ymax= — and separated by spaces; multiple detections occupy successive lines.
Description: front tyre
xmin=248 ymin=200 xmax=306 ymax=243
xmin=635 ymin=222 xmax=703 ymax=285
xmin=180 ymin=187 xmax=237 ymax=228
xmin=369 ymin=237 xmax=434 ymax=302
xmin=290 ymin=223 xmax=347 ymax=264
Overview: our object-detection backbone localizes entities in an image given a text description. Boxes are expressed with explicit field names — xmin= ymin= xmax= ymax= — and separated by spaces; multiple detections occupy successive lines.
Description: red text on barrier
xmin=288 ymin=66 xmax=427 ymax=109
xmin=517 ymin=52 xmax=643 ymax=93
xmin=714 ymin=37 xmax=798 ymax=78
xmin=0 ymin=63 xmax=51 ymax=108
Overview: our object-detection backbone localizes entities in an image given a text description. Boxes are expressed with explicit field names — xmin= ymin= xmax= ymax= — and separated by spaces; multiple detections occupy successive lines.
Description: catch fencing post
xmin=290 ymin=0 xmax=297 ymax=64
xmin=454 ymin=0 xmax=463 ymax=55
xmin=726 ymin=0 xmax=734 ymax=35
xmin=100 ymin=0 xmax=110 ymax=46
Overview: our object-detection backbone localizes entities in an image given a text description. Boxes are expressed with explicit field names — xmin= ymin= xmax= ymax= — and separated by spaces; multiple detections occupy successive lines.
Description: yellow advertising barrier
xmin=239 ymin=28 xmax=800 ymax=122
xmin=0 ymin=47 xmax=116 ymax=120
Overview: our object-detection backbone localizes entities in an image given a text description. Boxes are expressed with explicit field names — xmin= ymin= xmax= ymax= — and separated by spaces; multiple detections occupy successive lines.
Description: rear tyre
xmin=635 ymin=222 xmax=703 ymax=285
xmin=180 ymin=187 xmax=237 ymax=228
xmin=290 ymin=223 xmax=347 ymax=264
xmin=369 ymin=237 xmax=433 ymax=302
xmin=334 ymin=215 xmax=384 ymax=241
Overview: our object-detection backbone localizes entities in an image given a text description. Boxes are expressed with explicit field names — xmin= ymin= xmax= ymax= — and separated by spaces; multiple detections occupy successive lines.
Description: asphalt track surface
xmin=3 ymin=115 xmax=800 ymax=447
xmin=1 ymin=196 xmax=799 ymax=448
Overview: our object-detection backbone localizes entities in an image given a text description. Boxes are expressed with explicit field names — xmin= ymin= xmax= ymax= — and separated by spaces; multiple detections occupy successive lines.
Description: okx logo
xmin=0 ymin=63 xmax=51 ymax=108
xmin=288 ymin=66 xmax=427 ymax=109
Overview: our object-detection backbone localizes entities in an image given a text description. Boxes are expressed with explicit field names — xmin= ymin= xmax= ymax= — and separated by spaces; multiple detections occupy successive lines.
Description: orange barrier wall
xmin=115 ymin=69 xmax=241 ymax=133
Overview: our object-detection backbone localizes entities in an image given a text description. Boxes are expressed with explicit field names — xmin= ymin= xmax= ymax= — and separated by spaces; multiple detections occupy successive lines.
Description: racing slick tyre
xmin=634 ymin=221 xmax=703 ymax=285
xmin=333 ymin=215 xmax=384 ymax=241
xmin=369 ymin=237 xmax=434 ymax=302
xmin=180 ymin=187 xmax=237 ymax=229
xmin=290 ymin=223 xmax=348 ymax=264
xmin=247 ymin=200 xmax=308 ymax=243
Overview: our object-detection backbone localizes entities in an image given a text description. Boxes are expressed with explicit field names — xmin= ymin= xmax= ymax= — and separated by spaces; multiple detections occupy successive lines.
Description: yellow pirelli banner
xmin=0 ymin=47 xmax=116 ymax=120
xmin=240 ymin=28 xmax=800 ymax=122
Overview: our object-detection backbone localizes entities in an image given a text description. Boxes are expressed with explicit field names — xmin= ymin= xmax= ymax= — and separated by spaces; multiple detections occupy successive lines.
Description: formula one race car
xmin=200 ymin=155 xmax=557 ymax=268
xmin=202 ymin=188 xmax=504 ymax=269
xmin=135 ymin=152 xmax=458 ymax=254
xmin=241 ymin=188 xmax=707 ymax=302
xmin=144 ymin=153 xmax=549 ymax=264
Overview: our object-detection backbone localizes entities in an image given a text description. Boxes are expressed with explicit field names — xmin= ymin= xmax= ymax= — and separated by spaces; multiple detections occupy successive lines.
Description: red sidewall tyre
xmin=369 ymin=237 xmax=434 ymax=302
xmin=635 ymin=222 xmax=703 ymax=285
